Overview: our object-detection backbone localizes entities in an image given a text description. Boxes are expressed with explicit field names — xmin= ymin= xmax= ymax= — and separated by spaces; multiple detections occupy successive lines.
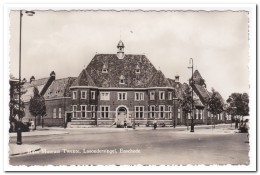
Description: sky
xmin=9 ymin=10 xmax=250 ymax=100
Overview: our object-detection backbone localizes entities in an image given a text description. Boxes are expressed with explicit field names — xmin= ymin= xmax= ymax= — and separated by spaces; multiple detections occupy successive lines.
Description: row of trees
xmin=226 ymin=93 xmax=249 ymax=121
xmin=179 ymin=84 xmax=249 ymax=127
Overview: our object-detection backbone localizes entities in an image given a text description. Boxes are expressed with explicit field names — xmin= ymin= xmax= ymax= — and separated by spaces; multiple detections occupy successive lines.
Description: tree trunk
xmin=186 ymin=113 xmax=189 ymax=130
xmin=213 ymin=115 xmax=216 ymax=128
xmin=41 ymin=115 xmax=44 ymax=128
xmin=35 ymin=116 xmax=37 ymax=130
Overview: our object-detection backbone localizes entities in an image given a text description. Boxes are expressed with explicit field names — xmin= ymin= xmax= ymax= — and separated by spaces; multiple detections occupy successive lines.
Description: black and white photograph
xmin=4 ymin=4 xmax=256 ymax=171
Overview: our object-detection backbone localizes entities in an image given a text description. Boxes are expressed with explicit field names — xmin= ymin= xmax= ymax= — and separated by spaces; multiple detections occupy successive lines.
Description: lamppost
xmin=17 ymin=10 xmax=35 ymax=145
xmin=188 ymin=58 xmax=194 ymax=132
xmin=173 ymin=97 xmax=178 ymax=128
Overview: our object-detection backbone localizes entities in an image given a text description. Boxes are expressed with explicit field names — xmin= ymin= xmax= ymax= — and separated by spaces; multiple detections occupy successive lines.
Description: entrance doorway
xmin=117 ymin=107 xmax=127 ymax=126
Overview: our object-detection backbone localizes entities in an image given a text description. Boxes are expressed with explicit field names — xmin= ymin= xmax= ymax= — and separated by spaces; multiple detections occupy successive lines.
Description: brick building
xmin=21 ymin=40 xmax=227 ymax=128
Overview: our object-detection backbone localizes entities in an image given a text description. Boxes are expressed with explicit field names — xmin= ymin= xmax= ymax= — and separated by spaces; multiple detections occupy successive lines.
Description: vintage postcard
xmin=4 ymin=4 xmax=256 ymax=171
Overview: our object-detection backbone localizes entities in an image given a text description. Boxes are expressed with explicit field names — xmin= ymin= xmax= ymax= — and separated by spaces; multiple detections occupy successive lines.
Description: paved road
xmin=9 ymin=127 xmax=249 ymax=166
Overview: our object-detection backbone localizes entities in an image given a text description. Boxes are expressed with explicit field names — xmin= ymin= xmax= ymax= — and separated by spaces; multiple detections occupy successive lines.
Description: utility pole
xmin=188 ymin=58 xmax=194 ymax=132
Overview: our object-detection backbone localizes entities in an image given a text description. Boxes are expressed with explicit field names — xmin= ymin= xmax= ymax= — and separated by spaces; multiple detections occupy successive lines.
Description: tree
xmin=29 ymin=87 xmax=46 ymax=130
xmin=9 ymin=75 xmax=27 ymax=132
xmin=179 ymin=84 xmax=193 ymax=129
xmin=226 ymin=93 xmax=249 ymax=121
xmin=207 ymin=89 xmax=224 ymax=128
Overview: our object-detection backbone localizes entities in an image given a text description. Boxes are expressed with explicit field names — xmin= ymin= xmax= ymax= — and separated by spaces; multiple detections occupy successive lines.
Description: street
xmin=9 ymin=126 xmax=249 ymax=165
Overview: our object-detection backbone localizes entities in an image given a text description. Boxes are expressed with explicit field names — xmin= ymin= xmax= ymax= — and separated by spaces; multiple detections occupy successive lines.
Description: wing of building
xmin=21 ymin=41 xmax=228 ymax=128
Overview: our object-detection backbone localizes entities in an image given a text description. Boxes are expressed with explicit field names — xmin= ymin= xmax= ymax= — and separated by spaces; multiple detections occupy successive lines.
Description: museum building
xmin=21 ymin=41 xmax=227 ymax=127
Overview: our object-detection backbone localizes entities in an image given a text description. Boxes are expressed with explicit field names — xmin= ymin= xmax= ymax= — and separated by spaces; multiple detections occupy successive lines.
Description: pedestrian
xmin=124 ymin=120 xmax=127 ymax=128
xmin=235 ymin=118 xmax=238 ymax=129
xmin=153 ymin=119 xmax=157 ymax=130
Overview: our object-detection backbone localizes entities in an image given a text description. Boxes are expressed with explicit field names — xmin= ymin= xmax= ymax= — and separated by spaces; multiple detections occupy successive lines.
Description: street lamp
xmin=173 ymin=97 xmax=178 ymax=128
xmin=17 ymin=10 xmax=35 ymax=145
xmin=188 ymin=58 xmax=194 ymax=132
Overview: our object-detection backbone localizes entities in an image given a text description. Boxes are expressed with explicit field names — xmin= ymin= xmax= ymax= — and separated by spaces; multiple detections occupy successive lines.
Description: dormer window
xmin=119 ymin=75 xmax=125 ymax=84
xmin=135 ymin=64 xmax=140 ymax=74
xmin=102 ymin=64 xmax=108 ymax=73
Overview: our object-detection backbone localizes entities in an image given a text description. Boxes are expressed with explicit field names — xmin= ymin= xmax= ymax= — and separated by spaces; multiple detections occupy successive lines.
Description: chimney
xmin=30 ymin=76 xmax=35 ymax=83
xmin=175 ymin=75 xmax=179 ymax=82
xmin=50 ymin=71 xmax=56 ymax=78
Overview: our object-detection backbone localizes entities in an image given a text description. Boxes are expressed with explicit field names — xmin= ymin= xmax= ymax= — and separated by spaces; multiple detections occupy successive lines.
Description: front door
xmin=117 ymin=107 xmax=127 ymax=126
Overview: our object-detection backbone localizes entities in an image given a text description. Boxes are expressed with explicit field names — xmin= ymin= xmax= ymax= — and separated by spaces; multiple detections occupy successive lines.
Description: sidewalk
xmin=9 ymin=129 xmax=69 ymax=138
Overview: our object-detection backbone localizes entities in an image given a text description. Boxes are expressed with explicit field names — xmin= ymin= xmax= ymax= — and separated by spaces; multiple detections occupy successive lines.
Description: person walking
xmin=235 ymin=118 xmax=238 ymax=129
xmin=153 ymin=119 xmax=157 ymax=130
xmin=124 ymin=120 xmax=127 ymax=128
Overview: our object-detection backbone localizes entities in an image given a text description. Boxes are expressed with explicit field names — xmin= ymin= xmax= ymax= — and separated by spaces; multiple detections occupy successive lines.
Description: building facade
xmin=21 ymin=41 xmax=228 ymax=128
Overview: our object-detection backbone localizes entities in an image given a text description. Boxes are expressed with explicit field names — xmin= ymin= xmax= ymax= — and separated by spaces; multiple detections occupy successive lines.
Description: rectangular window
xmin=188 ymin=113 xmax=191 ymax=119
xmin=91 ymin=91 xmax=95 ymax=100
xmin=100 ymin=106 xmax=110 ymax=118
xmin=81 ymin=91 xmax=87 ymax=99
xmin=199 ymin=110 xmax=202 ymax=120
xmin=72 ymin=91 xmax=77 ymax=99
xmin=178 ymin=108 xmax=181 ymax=119
xmin=159 ymin=91 xmax=165 ymax=100
xmin=135 ymin=92 xmax=144 ymax=101
xmin=100 ymin=92 xmax=110 ymax=101
xmin=81 ymin=105 xmax=87 ymax=118
xmin=168 ymin=92 xmax=172 ymax=100
xmin=91 ymin=105 xmax=96 ymax=118
xmin=159 ymin=105 xmax=165 ymax=118
xmin=53 ymin=108 xmax=56 ymax=118
xmin=58 ymin=108 xmax=62 ymax=118
xmin=149 ymin=105 xmax=155 ymax=118
xmin=150 ymin=91 xmax=155 ymax=100
xmin=195 ymin=109 xmax=198 ymax=119
xmin=168 ymin=106 xmax=172 ymax=119
xmin=72 ymin=105 xmax=77 ymax=118
xmin=118 ymin=92 xmax=127 ymax=100
xmin=135 ymin=106 xmax=144 ymax=118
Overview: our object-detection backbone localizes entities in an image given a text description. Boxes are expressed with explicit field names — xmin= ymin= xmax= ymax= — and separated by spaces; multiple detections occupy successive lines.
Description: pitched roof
xmin=71 ymin=69 xmax=95 ymax=87
xmin=84 ymin=54 xmax=169 ymax=88
xmin=167 ymin=78 xmax=183 ymax=98
xmin=148 ymin=70 xmax=171 ymax=87
xmin=21 ymin=78 xmax=49 ymax=102
xmin=44 ymin=77 xmax=77 ymax=99
xmin=193 ymin=70 xmax=203 ymax=80
xmin=194 ymin=84 xmax=211 ymax=103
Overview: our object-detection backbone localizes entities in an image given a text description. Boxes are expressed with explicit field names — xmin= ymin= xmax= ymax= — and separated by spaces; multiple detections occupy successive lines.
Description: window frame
xmin=72 ymin=91 xmax=77 ymax=100
xmin=100 ymin=105 xmax=110 ymax=118
xmin=91 ymin=105 xmax=96 ymax=118
xmin=53 ymin=108 xmax=56 ymax=118
xmin=58 ymin=108 xmax=62 ymax=118
xmin=81 ymin=105 xmax=87 ymax=118
xmin=150 ymin=91 xmax=155 ymax=100
xmin=91 ymin=91 xmax=95 ymax=100
xmin=135 ymin=106 xmax=144 ymax=119
xmin=81 ymin=91 xmax=87 ymax=99
xmin=135 ymin=92 xmax=144 ymax=101
xmin=100 ymin=92 xmax=110 ymax=101
xmin=168 ymin=106 xmax=172 ymax=119
xmin=149 ymin=105 xmax=155 ymax=118
xmin=72 ymin=105 xmax=77 ymax=118
xmin=159 ymin=105 xmax=165 ymax=118
xmin=159 ymin=91 xmax=165 ymax=100
xmin=168 ymin=92 xmax=172 ymax=100
xmin=117 ymin=92 xmax=127 ymax=100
